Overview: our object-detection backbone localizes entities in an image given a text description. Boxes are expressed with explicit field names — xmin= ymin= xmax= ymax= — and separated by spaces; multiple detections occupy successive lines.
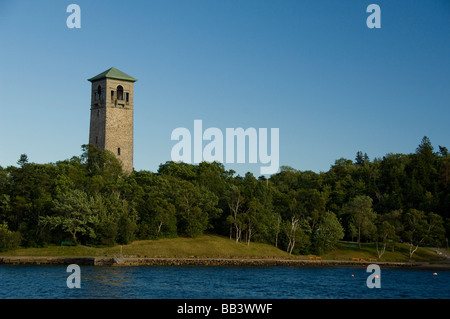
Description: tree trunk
xmin=235 ymin=225 xmax=241 ymax=243
xmin=409 ymin=243 xmax=419 ymax=259
xmin=287 ymin=217 xmax=299 ymax=255
xmin=275 ymin=215 xmax=281 ymax=248
xmin=71 ymin=231 xmax=77 ymax=243
xmin=157 ymin=221 xmax=163 ymax=235
xmin=376 ymin=241 xmax=386 ymax=259
xmin=275 ymin=232 xmax=278 ymax=248
xmin=289 ymin=238 xmax=296 ymax=255
xmin=357 ymin=226 xmax=361 ymax=249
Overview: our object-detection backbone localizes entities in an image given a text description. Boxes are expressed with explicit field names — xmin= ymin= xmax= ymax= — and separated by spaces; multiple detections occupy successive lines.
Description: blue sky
xmin=0 ymin=0 xmax=449 ymax=176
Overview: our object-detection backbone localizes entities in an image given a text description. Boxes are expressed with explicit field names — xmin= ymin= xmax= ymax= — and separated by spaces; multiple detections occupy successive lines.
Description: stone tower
xmin=88 ymin=67 xmax=137 ymax=173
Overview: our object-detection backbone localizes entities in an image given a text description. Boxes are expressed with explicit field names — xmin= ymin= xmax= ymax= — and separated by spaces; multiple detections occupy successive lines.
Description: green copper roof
xmin=88 ymin=67 xmax=137 ymax=82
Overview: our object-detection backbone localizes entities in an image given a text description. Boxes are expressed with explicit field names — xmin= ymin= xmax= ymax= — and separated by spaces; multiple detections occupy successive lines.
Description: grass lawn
xmin=105 ymin=235 xmax=291 ymax=258
xmin=321 ymin=241 xmax=444 ymax=263
xmin=0 ymin=235 xmax=291 ymax=259
xmin=0 ymin=236 xmax=444 ymax=263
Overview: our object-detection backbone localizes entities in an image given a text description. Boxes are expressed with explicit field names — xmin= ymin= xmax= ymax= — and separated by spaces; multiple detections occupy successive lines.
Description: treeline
xmin=0 ymin=137 xmax=449 ymax=256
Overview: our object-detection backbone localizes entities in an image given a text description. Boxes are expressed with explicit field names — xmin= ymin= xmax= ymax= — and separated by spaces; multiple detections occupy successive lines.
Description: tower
xmin=88 ymin=67 xmax=137 ymax=173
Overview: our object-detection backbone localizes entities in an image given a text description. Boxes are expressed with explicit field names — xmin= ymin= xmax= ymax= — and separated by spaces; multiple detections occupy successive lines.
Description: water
xmin=0 ymin=265 xmax=449 ymax=299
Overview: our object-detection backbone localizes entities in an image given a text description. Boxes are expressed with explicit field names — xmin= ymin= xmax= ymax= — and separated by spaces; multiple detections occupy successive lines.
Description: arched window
xmin=117 ymin=85 xmax=124 ymax=100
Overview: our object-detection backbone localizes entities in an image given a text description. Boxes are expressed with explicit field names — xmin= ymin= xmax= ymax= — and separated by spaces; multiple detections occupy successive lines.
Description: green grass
xmin=0 ymin=244 xmax=103 ymax=257
xmin=0 ymin=235 xmax=291 ymax=259
xmin=321 ymin=241 xmax=444 ymax=263
xmin=0 ymin=236 xmax=444 ymax=263
xmin=116 ymin=235 xmax=292 ymax=258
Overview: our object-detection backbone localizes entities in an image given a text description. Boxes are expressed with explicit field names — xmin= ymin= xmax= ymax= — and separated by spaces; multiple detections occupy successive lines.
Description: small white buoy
xmin=433 ymin=272 xmax=438 ymax=276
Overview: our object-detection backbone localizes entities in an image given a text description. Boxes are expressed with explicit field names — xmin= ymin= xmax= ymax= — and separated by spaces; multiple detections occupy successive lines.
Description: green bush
xmin=0 ymin=222 xmax=22 ymax=251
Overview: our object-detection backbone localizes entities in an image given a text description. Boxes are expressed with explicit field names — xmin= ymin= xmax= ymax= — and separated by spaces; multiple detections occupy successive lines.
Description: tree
xmin=226 ymin=184 xmax=244 ymax=242
xmin=412 ymin=136 xmax=438 ymax=206
xmin=0 ymin=221 xmax=22 ymax=251
xmin=172 ymin=180 xmax=211 ymax=237
xmin=312 ymin=211 xmax=344 ymax=254
xmin=345 ymin=195 xmax=377 ymax=249
xmin=273 ymin=212 xmax=282 ymax=248
xmin=374 ymin=220 xmax=396 ymax=259
xmin=285 ymin=215 xmax=300 ymax=255
xmin=152 ymin=200 xmax=177 ymax=237
xmin=284 ymin=216 xmax=311 ymax=255
xmin=243 ymin=198 xmax=264 ymax=245
xmin=158 ymin=161 xmax=197 ymax=181
xmin=88 ymin=193 xmax=118 ymax=245
xmin=416 ymin=136 xmax=434 ymax=157
xmin=3 ymin=161 xmax=58 ymax=246
xmin=17 ymin=154 xmax=29 ymax=168
xmin=355 ymin=151 xmax=369 ymax=166
xmin=382 ymin=209 xmax=404 ymax=252
xmin=81 ymin=144 xmax=123 ymax=181
xmin=116 ymin=199 xmax=138 ymax=245
xmin=403 ymin=209 xmax=445 ymax=259
xmin=133 ymin=174 xmax=177 ymax=239
xmin=40 ymin=189 xmax=98 ymax=243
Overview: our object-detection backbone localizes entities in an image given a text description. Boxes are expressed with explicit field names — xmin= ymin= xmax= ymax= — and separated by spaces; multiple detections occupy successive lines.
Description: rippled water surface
xmin=0 ymin=265 xmax=448 ymax=299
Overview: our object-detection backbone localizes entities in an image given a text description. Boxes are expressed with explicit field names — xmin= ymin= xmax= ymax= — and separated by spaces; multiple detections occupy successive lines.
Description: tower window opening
xmin=97 ymin=85 xmax=102 ymax=101
xmin=126 ymin=92 xmax=129 ymax=103
xmin=118 ymin=147 xmax=121 ymax=155
xmin=117 ymin=85 xmax=124 ymax=100
xmin=111 ymin=90 xmax=114 ymax=101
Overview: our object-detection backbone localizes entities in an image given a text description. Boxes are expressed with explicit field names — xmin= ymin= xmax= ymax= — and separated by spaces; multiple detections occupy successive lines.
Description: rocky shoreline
xmin=1 ymin=256 xmax=449 ymax=269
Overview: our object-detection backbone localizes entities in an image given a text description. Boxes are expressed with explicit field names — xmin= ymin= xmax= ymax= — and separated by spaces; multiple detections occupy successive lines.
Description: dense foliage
xmin=0 ymin=137 xmax=448 ymax=255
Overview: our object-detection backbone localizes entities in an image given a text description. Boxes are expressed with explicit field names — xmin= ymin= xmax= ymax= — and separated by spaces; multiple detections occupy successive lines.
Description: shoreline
xmin=1 ymin=256 xmax=449 ymax=270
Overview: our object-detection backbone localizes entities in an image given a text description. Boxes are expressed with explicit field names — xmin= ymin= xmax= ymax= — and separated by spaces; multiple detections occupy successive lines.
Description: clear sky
xmin=0 ymin=0 xmax=449 ymax=176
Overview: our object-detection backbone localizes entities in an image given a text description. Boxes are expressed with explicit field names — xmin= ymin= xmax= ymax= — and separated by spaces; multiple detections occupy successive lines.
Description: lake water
xmin=0 ymin=265 xmax=449 ymax=299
